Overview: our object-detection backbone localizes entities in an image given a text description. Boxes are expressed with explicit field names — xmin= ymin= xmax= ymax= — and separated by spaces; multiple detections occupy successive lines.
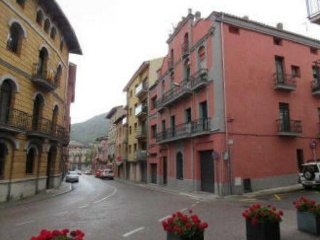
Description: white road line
xmin=122 ymin=227 xmax=145 ymax=237
xmin=93 ymin=186 xmax=117 ymax=204
xmin=52 ymin=211 xmax=68 ymax=216
xmin=78 ymin=205 xmax=89 ymax=209
xmin=158 ymin=215 xmax=171 ymax=222
xmin=16 ymin=220 xmax=35 ymax=226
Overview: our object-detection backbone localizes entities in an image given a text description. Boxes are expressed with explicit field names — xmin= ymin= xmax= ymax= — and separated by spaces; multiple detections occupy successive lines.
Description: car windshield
xmin=68 ymin=171 xmax=78 ymax=175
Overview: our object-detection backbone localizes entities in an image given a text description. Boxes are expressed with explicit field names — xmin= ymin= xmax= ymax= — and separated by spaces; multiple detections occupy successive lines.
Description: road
xmin=0 ymin=175 xmax=319 ymax=240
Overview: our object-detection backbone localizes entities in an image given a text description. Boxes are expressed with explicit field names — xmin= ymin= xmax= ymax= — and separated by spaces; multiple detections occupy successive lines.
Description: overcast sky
xmin=56 ymin=0 xmax=320 ymax=124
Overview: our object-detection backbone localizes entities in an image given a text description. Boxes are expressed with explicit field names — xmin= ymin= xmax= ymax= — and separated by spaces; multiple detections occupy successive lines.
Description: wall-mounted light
xmin=173 ymin=82 xmax=180 ymax=87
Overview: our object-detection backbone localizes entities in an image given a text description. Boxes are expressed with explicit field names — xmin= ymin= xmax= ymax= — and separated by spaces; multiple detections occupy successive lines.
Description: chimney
xmin=276 ymin=23 xmax=283 ymax=30
xmin=243 ymin=15 xmax=249 ymax=20
xmin=195 ymin=11 xmax=201 ymax=21
xmin=188 ymin=8 xmax=192 ymax=14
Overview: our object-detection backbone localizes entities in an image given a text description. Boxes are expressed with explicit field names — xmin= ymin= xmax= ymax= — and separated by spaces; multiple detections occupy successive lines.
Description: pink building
xmin=148 ymin=10 xmax=320 ymax=195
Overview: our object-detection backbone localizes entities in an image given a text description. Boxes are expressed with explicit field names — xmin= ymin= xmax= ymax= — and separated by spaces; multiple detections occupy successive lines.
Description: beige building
xmin=0 ymin=0 xmax=81 ymax=202
xmin=123 ymin=58 xmax=164 ymax=182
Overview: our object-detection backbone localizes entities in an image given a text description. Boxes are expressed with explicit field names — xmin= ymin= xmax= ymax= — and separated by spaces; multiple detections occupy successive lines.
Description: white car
xmin=66 ymin=171 xmax=79 ymax=183
xmin=298 ymin=161 xmax=320 ymax=190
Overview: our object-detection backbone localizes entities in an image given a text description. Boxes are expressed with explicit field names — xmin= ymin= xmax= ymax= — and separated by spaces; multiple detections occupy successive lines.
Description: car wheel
xmin=303 ymin=170 xmax=315 ymax=180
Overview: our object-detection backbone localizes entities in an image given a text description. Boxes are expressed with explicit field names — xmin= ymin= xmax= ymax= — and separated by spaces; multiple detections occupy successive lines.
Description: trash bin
xmin=243 ymin=178 xmax=252 ymax=193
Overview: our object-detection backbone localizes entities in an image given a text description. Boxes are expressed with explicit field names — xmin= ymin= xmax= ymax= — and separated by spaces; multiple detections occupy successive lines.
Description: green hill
xmin=70 ymin=113 xmax=109 ymax=144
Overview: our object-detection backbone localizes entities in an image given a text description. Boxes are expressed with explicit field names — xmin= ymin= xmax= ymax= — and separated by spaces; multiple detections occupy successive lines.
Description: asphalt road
xmin=0 ymin=175 xmax=319 ymax=240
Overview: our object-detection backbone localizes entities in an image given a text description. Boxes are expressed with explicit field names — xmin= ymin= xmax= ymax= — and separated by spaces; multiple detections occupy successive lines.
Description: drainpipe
xmin=220 ymin=13 xmax=232 ymax=195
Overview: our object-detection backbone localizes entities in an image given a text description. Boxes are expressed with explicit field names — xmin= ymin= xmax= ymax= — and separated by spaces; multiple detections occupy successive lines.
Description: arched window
xmin=44 ymin=18 xmax=50 ymax=33
xmin=0 ymin=80 xmax=13 ymax=124
xmin=7 ymin=23 xmax=23 ymax=54
xmin=0 ymin=143 xmax=6 ymax=179
xmin=32 ymin=94 xmax=44 ymax=130
xmin=36 ymin=10 xmax=43 ymax=26
xmin=37 ymin=47 xmax=49 ymax=77
xmin=26 ymin=147 xmax=36 ymax=174
xmin=182 ymin=33 xmax=189 ymax=53
xmin=50 ymin=27 xmax=56 ymax=40
xmin=55 ymin=65 xmax=62 ymax=85
xmin=176 ymin=152 xmax=183 ymax=180
xmin=198 ymin=46 xmax=206 ymax=69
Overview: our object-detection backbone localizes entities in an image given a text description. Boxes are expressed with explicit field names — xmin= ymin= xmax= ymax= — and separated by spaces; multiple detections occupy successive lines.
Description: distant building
xmin=123 ymin=58 xmax=164 ymax=182
xmin=92 ymin=136 xmax=109 ymax=171
xmin=0 ymin=0 xmax=81 ymax=202
xmin=148 ymin=9 xmax=320 ymax=195
xmin=68 ymin=141 xmax=92 ymax=171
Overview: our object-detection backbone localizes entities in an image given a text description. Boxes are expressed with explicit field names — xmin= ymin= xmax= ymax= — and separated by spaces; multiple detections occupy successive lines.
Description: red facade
xmin=148 ymin=10 xmax=320 ymax=195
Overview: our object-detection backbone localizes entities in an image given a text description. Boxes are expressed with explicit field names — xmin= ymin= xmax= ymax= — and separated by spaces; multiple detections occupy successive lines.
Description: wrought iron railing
xmin=276 ymin=119 xmax=302 ymax=135
xmin=31 ymin=63 xmax=57 ymax=91
xmin=273 ymin=73 xmax=296 ymax=89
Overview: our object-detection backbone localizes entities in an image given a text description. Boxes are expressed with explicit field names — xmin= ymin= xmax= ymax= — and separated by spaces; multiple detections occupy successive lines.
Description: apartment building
xmin=148 ymin=9 xmax=320 ymax=196
xmin=0 ymin=0 xmax=81 ymax=202
xmin=123 ymin=58 xmax=164 ymax=182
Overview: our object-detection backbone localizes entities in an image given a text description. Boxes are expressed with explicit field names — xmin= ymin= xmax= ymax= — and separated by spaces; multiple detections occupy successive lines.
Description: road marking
xmin=16 ymin=220 xmax=35 ymax=226
xmin=78 ymin=205 xmax=89 ymax=209
xmin=53 ymin=211 xmax=68 ymax=216
xmin=239 ymin=198 xmax=258 ymax=202
xmin=158 ymin=215 xmax=171 ymax=222
xmin=123 ymin=227 xmax=145 ymax=237
xmin=93 ymin=186 xmax=117 ymax=203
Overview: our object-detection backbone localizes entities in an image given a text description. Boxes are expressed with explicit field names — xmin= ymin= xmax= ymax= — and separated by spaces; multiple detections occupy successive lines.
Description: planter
xmin=297 ymin=211 xmax=320 ymax=235
xmin=245 ymin=220 xmax=280 ymax=240
xmin=166 ymin=232 xmax=204 ymax=240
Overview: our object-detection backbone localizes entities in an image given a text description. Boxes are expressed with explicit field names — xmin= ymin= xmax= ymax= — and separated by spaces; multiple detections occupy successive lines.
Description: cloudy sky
xmin=56 ymin=0 xmax=320 ymax=124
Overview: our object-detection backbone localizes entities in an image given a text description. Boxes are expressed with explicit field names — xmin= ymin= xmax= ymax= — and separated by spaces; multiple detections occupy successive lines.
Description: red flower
xmin=293 ymin=197 xmax=320 ymax=216
xmin=242 ymin=204 xmax=283 ymax=224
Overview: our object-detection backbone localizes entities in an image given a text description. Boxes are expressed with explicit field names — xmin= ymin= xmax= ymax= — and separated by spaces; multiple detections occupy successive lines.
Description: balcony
xmin=135 ymin=104 xmax=148 ymax=119
xmin=276 ymin=119 xmax=302 ymax=137
xmin=31 ymin=63 xmax=57 ymax=91
xmin=135 ymin=126 xmax=147 ymax=140
xmin=306 ymin=0 xmax=320 ymax=24
xmin=157 ymin=80 xmax=192 ymax=111
xmin=273 ymin=73 xmax=296 ymax=91
xmin=135 ymin=82 xmax=148 ymax=99
xmin=191 ymin=68 xmax=208 ymax=90
xmin=134 ymin=149 xmax=147 ymax=161
xmin=311 ymin=80 xmax=320 ymax=97
xmin=156 ymin=118 xmax=211 ymax=143
xmin=0 ymin=107 xmax=68 ymax=141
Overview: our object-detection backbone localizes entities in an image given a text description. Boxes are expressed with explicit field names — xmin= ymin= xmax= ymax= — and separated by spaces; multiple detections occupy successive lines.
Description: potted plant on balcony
xmin=162 ymin=210 xmax=208 ymax=240
xmin=293 ymin=196 xmax=320 ymax=235
xmin=242 ymin=204 xmax=283 ymax=240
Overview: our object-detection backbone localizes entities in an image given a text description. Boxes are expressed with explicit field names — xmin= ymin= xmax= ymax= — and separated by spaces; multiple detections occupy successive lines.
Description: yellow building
xmin=0 ymin=0 xmax=81 ymax=202
xmin=123 ymin=58 xmax=163 ymax=182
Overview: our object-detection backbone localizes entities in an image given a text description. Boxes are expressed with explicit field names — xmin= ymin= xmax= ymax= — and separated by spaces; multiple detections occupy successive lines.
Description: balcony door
xmin=279 ymin=103 xmax=290 ymax=132
xmin=32 ymin=95 xmax=44 ymax=130
xmin=170 ymin=115 xmax=175 ymax=137
xmin=275 ymin=56 xmax=284 ymax=83
xmin=0 ymin=80 xmax=12 ymax=124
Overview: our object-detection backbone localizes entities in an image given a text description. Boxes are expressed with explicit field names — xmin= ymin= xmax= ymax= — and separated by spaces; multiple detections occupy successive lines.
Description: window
xmin=32 ymin=95 xmax=44 ymax=130
xmin=275 ymin=56 xmax=285 ymax=83
xmin=51 ymin=105 xmax=58 ymax=133
xmin=151 ymin=125 xmax=157 ymax=138
xmin=36 ymin=10 xmax=43 ymax=26
xmin=310 ymin=47 xmax=318 ymax=55
xmin=129 ymin=145 xmax=131 ymax=154
xmin=7 ymin=23 xmax=24 ymax=54
xmin=50 ymin=27 xmax=57 ymax=40
xmin=26 ymin=147 xmax=36 ymax=174
xmin=273 ymin=37 xmax=282 ymax=46
xmin=37 ymin=47 xmax=49 ymax=77
xmin=198 ymin=46 xmax=206 ymax=68
xmin=229 ymin=25 xmax=239 ymax=34
xmin=129 ymin=126 xmax=132 ymax=135
xmin=55 ymin=65 xmax=62 ymax=85
xmin=0 ymin=143 xmax=6 ymax=179
xmin=16 ymin=0 xmax=25 ymax=7
xmin=291 ymin=65 xmax=300 ymax=78
xmin=184 ymin=58 xmax=190 ymax=80
xmin=134 ymin=143 xmax=137 ymax=151
xmin=44 ymin=19 xmax=50 ymax=33
xmin=185 ymin=108 xmax=191 ymax=123
xmin=0 ymin=80 xmax=13 ymax=124
xmin=151 ymin=96 xmax=157 ymax=109
xmin=279 ymin=102 xmax=290 ymax=132
xmin=60 ymin=38 xmax=64 ymax=51
xmin=176 ymin=152 xmax=183 ymax=180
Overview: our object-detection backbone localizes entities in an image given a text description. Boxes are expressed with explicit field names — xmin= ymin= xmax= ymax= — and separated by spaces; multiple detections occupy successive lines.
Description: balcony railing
xmin=135 ymin=126 xmax=147 ymax=139
xmin=0 ymin=106 xmax=68 ymax=141
xmin=276 ymin=119 xmax=302 ymax=137
xmin=273 ymin=73 xmax=296 ymax=91
xmin=31 ymin=63 xmax=57 ymax=91
xmin=156 ymin=118 xmax=211 ymax=143
xmin=135 ymin=104 xmax=148 ymax=118
xmin=191 ymin=68 xmax=208 ymax=90
xmin=306 ymin=0 xmax=320 ymax=24
xmin=135 ymin=82 xmax=148 ymax=99
xmin=311 ymin=79 xmax=320 ymax=97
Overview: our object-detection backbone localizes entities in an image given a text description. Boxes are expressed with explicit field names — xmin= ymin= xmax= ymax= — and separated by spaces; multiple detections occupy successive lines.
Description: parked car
xmin=66 ymin=171 xmax=79 ymax=183
xmin=298 ymin=161 xmax=320 ymax=189
xmin=95 ymin=169 xmax=102 ymax=178
xmin=100 ymin=169 xmax=115 ymax=180
xmin=77 ymin=170 xmax=82 ymax=175
xmin=84 ymin=170 xmax=92 ymax=175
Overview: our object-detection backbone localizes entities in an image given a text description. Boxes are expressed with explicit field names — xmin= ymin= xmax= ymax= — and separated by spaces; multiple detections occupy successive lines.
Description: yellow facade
xmin=0 ymin=0 xmax=81 ymax=202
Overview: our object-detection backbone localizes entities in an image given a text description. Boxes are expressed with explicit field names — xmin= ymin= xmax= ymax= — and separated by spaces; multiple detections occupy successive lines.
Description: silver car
xmin=66 ymin=171 xmax=79 ymax=183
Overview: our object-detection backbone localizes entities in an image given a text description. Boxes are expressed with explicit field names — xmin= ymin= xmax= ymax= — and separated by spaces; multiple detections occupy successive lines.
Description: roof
xmin=39 ymin=0 xmax=82 ymax=55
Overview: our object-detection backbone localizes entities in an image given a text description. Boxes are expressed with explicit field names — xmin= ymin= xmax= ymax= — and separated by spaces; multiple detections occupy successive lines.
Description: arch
xmin=0 ymin=134 xmax=19 ymax=150
xmin=7 ymin=21 xmax=26 ymax=54
xmin=0 ymin=75 xmax=19 ymax=92
xmin=37 ymin=47 xmax=49 ymax=77
xmin=50 ymin=26 xmax=57 ymax=40
xmin=8 ymin=19 xmax=27 ymax=38
xmin=36 ymin=9 xmax=44 ymax=26
xmin=32 ymin=91 xmax=46 ymax=104
xmin=44 ymin=18 xmax=51 ymax=33
xmin=26 ymin=147 xmax=36 ymax=174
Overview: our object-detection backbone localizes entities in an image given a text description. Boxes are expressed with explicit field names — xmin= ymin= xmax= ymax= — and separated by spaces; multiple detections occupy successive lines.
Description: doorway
xmin=163 ymin=157 xmax=167 ymax=185
xmin=200 ymin=151 xmax=214 ymax=193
